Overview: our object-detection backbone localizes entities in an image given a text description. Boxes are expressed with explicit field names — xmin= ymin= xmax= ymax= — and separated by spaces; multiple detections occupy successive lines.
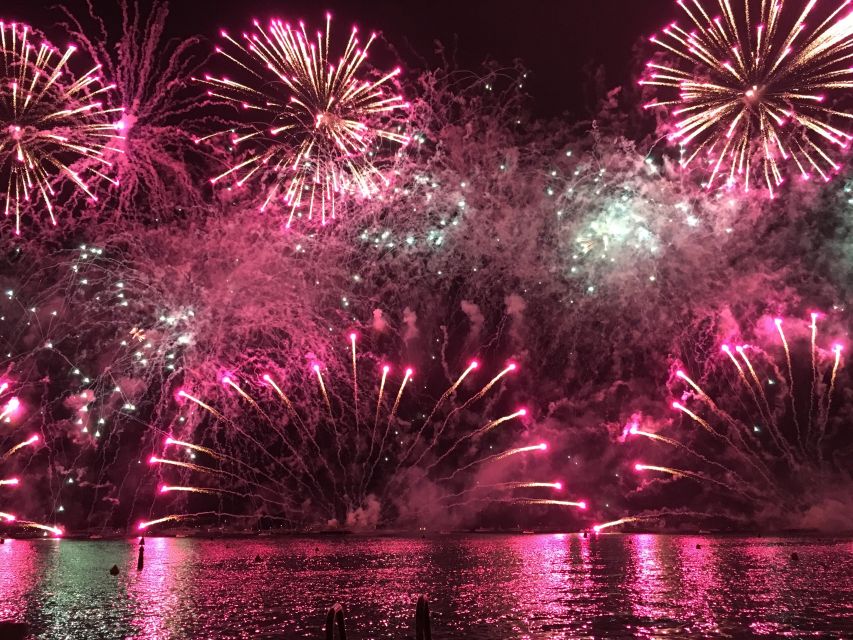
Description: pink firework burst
xmin=200 ymin=13 xmax=411 ymax=227
xmin=641 ymin=0 xmax=853 ymax=198
xmin=0 ymin=21 xmax=121 ymax=234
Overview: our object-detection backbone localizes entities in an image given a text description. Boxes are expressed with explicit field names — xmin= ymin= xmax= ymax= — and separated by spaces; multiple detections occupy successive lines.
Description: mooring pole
xmin=416 ymin=594 xmax=432 ymax=640
xmin=324 ymin=603 xmax=347 ymax=640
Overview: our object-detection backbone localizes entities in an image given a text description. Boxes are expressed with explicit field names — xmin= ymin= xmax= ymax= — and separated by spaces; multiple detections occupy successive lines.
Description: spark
xmin=159 ymin=485 xmax=221 ymax=495
xmin=517 ymin=499 xmax=587 ymax=509
xmin=1 ymin=434 xmax=38 ymax=460
xmin=138 ymin=515 xmax=182 ymax=530
xmin=593 ymin=517 xmax=638 ymax=532
xmin=177 ymin=389 xmax=222 ymax=418
xmin=441 ymin=442 xmax=549 ymax=481
xmin=0 ymin=397 xmax=20 ymax=421
xmin=18 ymin=521 xmax=63 ymax=537
xmin=164 ymin=437 xmax=222 ymax=460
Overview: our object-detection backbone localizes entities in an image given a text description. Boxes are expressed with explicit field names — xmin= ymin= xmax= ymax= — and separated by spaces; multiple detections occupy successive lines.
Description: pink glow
xmin=518 ymin=408 xmax=527 ymax=416
xmin=2 ymin=396 xmax=20 ymax=416
xmin=538 ymin=442 xmax=548 ymax=451
xmin=165 ymin=437 xmax=175 ymax=445
xmin=554 ymin=482 xmax=563 ymax=491
xmin=382 ymin=365 xmax=390 ymax=373
xmin=578 ymin=501 xmax=587 ymax=510
xmin=672 ymin=401 xmax=682 ymax=410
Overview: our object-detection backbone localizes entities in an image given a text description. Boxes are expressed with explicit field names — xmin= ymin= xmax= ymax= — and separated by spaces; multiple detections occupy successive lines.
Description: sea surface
xmin=1 ymin=534 xmax=851 ymax=639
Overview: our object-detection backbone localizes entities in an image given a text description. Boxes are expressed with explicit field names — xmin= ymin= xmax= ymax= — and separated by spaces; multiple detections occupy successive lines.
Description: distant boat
xmin=522 ymin=530 xmax=536 ymax=534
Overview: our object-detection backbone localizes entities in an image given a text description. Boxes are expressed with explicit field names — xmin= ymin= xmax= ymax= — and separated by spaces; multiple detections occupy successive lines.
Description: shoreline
xmin=4 ymin=528 xmax=852 ymax=541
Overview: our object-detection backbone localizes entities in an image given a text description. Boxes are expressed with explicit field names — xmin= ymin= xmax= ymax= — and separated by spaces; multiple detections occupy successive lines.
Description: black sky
xmin=7 ymin=0 xmax=672 ymax=118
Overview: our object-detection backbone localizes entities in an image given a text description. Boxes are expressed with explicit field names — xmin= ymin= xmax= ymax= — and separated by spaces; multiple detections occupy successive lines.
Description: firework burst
xmin=140 ymin=335 xmax=569 ymax=532
xmin=0 ymin=380 xmax=61 ymax=537
xmin=627 ymin=313 xmax=851 ymax=530
xmin=0 ymin=21 xmax=121 ymax=234
xmin=199 ymin=13 xmax=410 ymax=227
xmin=57 ymin=1 xmax=210 ymax=217
xmin=642 ymin=0 xmax=853 ymax=197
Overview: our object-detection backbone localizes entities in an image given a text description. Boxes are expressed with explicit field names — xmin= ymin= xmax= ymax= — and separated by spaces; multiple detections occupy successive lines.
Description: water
xmin=1 ymin=534 xmax=852 ymax=639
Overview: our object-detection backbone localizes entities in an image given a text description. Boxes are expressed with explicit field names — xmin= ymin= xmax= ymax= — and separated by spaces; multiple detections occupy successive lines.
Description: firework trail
xmin=199 ymin=13 xmax=410 ymax=227
xmin=438 ymin=443 xmax=548 ymax=482
xmin=592 ymin=511 xmax=726 ymax=532
xmin=0 ymin=21 xmax=121 ymax=234
xmin=142 ymin=335 xmax=550 ymax=531
xmin=628 ymin=314 xmax=851 ymax=529
xmin=642 ymin=0 xmax=853 ymax=197
xmin=0 ymin=384 xmax=60 ymax=537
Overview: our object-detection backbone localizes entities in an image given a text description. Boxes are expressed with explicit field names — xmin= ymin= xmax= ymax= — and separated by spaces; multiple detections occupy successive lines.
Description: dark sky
xmin=7 ymin=0 xmax=672 ymax=118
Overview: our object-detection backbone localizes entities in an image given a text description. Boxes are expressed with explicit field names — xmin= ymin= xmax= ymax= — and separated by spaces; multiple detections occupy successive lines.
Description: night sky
xmin=7 ymin=0 xmax=672 ymax=117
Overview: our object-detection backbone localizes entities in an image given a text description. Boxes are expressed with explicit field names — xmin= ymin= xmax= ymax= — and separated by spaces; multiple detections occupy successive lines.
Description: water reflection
xmin=0 ymin=535 xmax=850 ymax=639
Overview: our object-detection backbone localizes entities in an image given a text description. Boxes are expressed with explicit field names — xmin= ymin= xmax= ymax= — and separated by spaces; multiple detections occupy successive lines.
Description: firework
xmin=0 ymin=21 xmax=121 ymax=233
xmin=593 ymin=517 xmax=638 ymax=532
xmin=627 ymin=313 xmax=850 ymax=528
xmin=199 ymin=13 xmax=410 ymax=227
xmin=142 ymin=334 xmax=545 ymax=531
xmin=642 ymin=0 xmax=853 ymax=196
xmin=57 ymin=0 xmax=210 ymax=216
xmin=0 ymin=389 xmax=60 ymax=537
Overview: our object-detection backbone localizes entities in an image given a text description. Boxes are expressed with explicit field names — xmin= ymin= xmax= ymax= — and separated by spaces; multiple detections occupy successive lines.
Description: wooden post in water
xmin=415 ymin=595 xmax=432 ymax=640
xmin=137 ymin=544 xmax=144 ymax=571
xmin=324 ymin=603 xmax=346 ymax=640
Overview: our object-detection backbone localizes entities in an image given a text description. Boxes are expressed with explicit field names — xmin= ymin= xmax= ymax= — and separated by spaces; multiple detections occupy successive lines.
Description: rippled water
xmin=1 ymin=534 xmax=852 ymax=638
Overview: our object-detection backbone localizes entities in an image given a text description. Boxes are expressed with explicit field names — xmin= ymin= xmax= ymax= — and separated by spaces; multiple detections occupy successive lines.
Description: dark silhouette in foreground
xmin=324 ymin=595 xmax=432 ymax=639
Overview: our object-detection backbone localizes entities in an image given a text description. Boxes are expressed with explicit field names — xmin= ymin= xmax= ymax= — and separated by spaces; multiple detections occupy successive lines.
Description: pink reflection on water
xmin=675 ymin=537 xmax=723 ymax=635
xmin=126 ymin=537 xmax=195 ymax=638
xmin=0 ymin=539 xmax=41 ymax=620
xmin=627 ymin=534 xmax=671 ymax=627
